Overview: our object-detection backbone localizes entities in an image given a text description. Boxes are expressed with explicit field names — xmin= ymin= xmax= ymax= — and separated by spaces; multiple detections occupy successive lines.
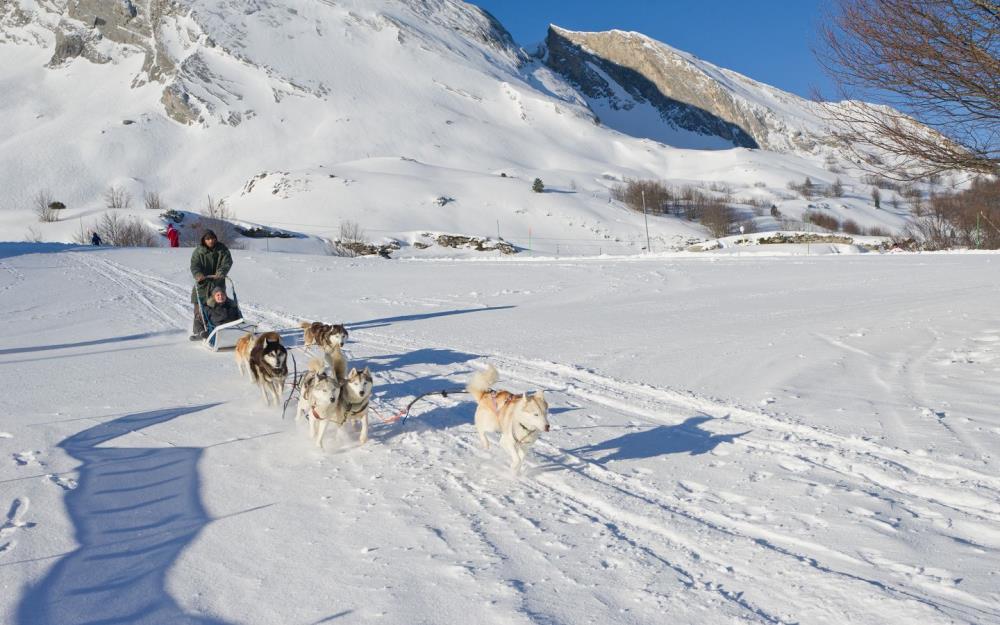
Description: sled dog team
xmin=232 ymin=321 xmax=550 ymax=471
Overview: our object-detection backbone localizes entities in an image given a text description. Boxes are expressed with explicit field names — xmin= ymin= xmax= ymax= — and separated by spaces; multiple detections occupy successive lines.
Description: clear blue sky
xmin=469 ymin=0 xmax=835 ymax=100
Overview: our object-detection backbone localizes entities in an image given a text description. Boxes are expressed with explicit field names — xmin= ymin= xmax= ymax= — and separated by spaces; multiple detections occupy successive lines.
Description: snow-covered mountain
xmin=544 ymin=26 xmax=845 ymax=154
xmin=0 ymin=0 xmax=918 ymax=252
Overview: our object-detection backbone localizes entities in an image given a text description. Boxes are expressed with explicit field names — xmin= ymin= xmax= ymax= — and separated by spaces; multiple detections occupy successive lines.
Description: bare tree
xmin=144 ymin=191 xmax=165 ymax=211
xmin=817 ymin=0 xmax=1000 ymax=178
xmin=831 ymin=178 xmax=844 ymax=197
xmin=611 ymin=179 xmax=673 ymax=214
xmin=700 ymin=202 xmax=735 ymax=238
xmin=105 ymin=185 xmax=132 ymax=209
xmin=326 ymin=220 xmax=369 ymax=257
xmin=33 ymin=189 xmax=58 ymax=222
xmin=205 ymin=195 xmax=232 ymax=221
xmin=76 ymin=213 xmax=159 ymax=247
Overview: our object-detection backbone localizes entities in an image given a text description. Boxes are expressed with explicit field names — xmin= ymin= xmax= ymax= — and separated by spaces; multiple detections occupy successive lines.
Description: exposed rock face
xmin=545 ymin=26 xmax=838 ymax=155
xmin=545 ymin=27 xmax=757 ymax=149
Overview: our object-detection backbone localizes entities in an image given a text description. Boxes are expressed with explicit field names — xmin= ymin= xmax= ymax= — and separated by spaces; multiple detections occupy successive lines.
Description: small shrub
xmin=831 ymin=178 xmax=844 ymax=197
xmin=770 ymin=205 xmax=782 ymax=218
xmin=871 ymin=187 xmax=882 ymax=209
xmin=804 ymin=211 xmax=840 ymax=231
xmin=24 ymin=226 xmax=43 ymax=242
xmin=532 ymin=178 xmax=544 ymax=193
xmin=865 ymin=225 xmax=893 ymax=237
xmin=105 ymin=185 xmax=132 ymax=209
xmin=841 ymin=219 xmax=862 ymax=235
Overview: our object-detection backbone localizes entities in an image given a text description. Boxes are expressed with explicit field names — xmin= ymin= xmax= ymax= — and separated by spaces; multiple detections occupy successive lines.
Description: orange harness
xmin=488 ymin=390 xmax=520 ymax=416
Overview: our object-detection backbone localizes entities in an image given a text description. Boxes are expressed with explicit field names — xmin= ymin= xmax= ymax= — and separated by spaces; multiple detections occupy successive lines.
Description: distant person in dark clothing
xmin=91 ymin=232 xmax=102 ymax=246
xmin=190 ymin=229 xmax=233 ymax=340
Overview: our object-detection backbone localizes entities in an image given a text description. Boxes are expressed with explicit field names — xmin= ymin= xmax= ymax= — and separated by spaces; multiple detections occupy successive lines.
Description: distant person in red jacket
xmin=166 ymin=224 xmax=179 ymax=248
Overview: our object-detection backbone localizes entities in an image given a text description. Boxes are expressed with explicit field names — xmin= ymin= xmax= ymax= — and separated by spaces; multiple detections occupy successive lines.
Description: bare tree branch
xmin=817 ymin=0 xmax=1000 ymax=179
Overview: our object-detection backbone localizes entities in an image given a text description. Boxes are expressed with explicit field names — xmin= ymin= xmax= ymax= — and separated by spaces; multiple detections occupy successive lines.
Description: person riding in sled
xmin=204 ymin=285 xmax=241 ymax=328
xmin=190 ymin=229 xmax=233 ymax=340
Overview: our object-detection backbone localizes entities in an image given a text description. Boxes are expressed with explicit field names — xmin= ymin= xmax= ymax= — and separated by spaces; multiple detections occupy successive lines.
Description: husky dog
xmin=335 ymin=366 xmax=374 ymax=445
xmin=300 ymin=321 xmax=348 ymax=353
xmin=297 ymin=359 xmax=343 ymax=448
xmin=466 ymin=365 xmax=549 ymax=472
xmin=300 ymin=321 xmax=349 ymax=386
xmin=248 ymin=332 xmax=288 ymax=405
xmin=234 ymin=332 xmax=255 ymax=377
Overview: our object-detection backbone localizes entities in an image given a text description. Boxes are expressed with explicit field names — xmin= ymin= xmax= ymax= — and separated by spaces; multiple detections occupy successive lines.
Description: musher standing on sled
xmin=189 ymin=229 xmax=233 ymax=340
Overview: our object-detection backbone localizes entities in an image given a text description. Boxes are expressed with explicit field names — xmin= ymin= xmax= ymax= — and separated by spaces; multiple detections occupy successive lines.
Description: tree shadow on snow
xmin=268 ymin=306 xmax=514 ymax=349
xmin=0 ymin=329 xmax=183 ymax=356
xmin=361 ymin=348 xmax=479 ymax=404
xmin=17 ymin=404 xmax=235 ymax=625
xmin=566 ymin=416 xmax=748 ymax=464
xmin=347 ymin=305 xmax=515 ymax=331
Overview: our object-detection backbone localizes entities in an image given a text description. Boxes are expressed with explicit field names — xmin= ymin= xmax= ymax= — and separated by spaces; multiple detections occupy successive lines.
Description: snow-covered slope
xmin=1 ymin=0 xmax=920 ymax=251
xmin=1 ymin=244 xmax=998 ymax=624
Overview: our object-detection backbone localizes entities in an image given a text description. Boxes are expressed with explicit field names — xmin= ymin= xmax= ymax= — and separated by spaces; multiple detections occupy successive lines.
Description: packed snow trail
xmin=1 ymin=247 xmax=998 ymax=625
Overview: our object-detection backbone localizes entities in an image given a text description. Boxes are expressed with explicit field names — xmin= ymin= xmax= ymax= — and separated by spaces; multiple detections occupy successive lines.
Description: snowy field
xmin=1 ymin=244 xmax=998 ymax=625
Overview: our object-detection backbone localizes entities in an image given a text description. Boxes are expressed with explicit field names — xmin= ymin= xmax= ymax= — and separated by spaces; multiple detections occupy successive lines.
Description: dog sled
xmin=195 ymin=276 xmax=256 ymax=352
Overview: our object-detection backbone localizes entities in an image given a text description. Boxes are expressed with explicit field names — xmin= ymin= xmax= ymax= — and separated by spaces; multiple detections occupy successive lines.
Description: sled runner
xmin=195 ymin=276 xmax=256 ymax=351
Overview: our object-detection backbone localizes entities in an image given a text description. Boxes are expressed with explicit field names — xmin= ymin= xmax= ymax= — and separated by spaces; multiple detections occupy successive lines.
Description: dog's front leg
xmin=315 ymin=420 xmax=327 ymax=449
xmin=500 ymin=434 xmax=520 ymax=472
xmin=359 ymin=413 xmax=368 ymax=444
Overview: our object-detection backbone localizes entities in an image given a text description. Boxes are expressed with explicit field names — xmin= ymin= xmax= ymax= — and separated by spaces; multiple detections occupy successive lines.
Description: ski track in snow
xmin=47 ymin=251 xmax=1000 ymax=624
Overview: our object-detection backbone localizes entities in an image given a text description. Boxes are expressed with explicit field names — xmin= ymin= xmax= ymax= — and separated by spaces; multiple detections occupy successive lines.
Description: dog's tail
xmin=307 ymin=358 xmax=325 ymax=374
xmin=324 ymin=346 xmax=347 ymax=383
xmin=466 ymin=364 xmax=498 ymax=401
xmin=300 ymin=321 xmax=313 ymax=331
xmin=261 ymin=331 xmax=281 ymax=344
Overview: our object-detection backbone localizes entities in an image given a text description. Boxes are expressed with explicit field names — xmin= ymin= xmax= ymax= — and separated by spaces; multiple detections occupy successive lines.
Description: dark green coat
xmin=190 ymin=242 xmax=233 ymax=304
